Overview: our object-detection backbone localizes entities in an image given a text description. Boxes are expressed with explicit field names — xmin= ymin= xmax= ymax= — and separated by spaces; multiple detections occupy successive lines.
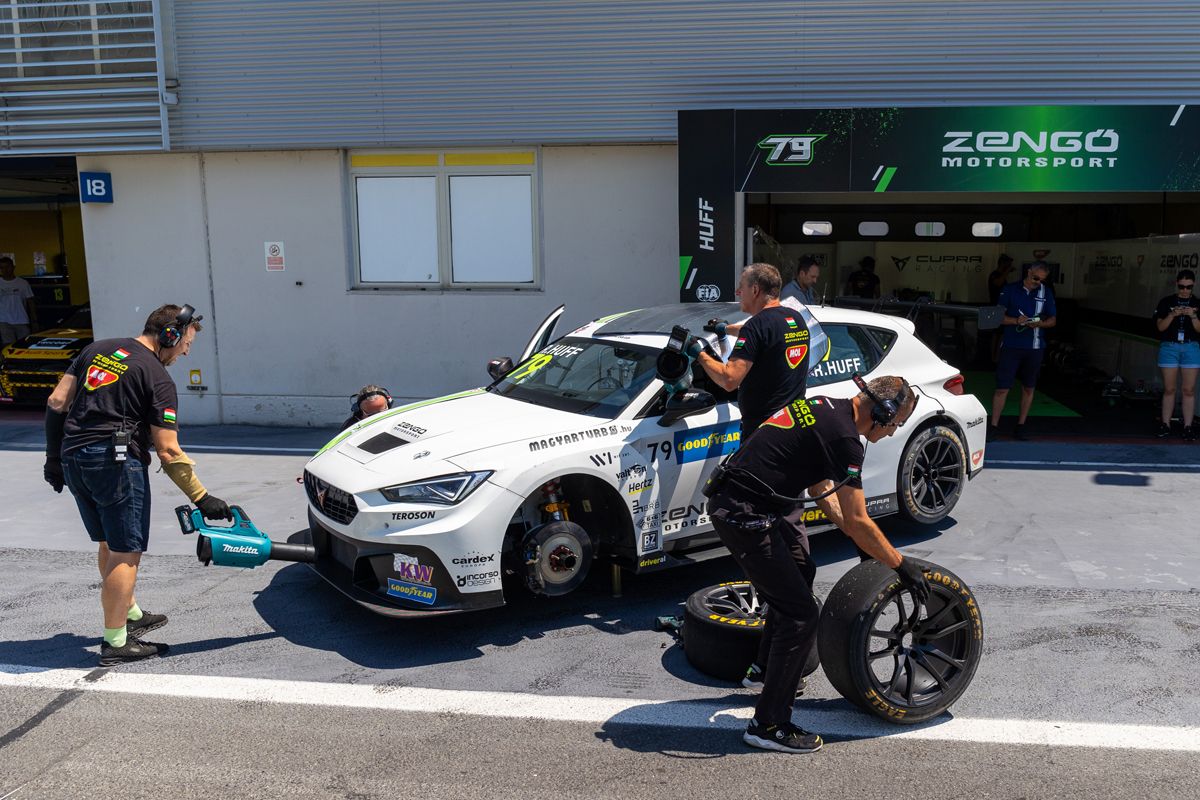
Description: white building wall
xmin=77 ymin=145 xmax=678 ymax=426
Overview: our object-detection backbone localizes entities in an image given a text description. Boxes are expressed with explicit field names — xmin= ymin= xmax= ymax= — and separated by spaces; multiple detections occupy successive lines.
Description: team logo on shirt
xmin=84 ymin=365 xmax=119 ymax=391
xmin=163 ymin=408 xmax=177 ymax=423
xmin=785 ymin=344 xmax=808 ymax=369
xmin=112 ymin=348 xmax=130 ymax=361
xmin=785 ymin=317 xmax=798 ymax=329
xmin=762 ymin=407 xmax=795 ymax=430
xmin=847 ymin=464 xmax=862 ymax=478
xmin=734 ymin=337 xmax=747 ymax=349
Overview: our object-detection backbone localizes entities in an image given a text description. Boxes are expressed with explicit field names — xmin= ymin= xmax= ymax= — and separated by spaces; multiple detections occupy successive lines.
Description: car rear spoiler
xmin=832 ymin=296 xmax=1003 ymax=330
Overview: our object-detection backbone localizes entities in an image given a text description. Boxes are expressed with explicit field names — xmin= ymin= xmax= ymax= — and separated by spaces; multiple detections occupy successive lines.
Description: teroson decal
xmin=386 ymin=578 xmax=437 ymax=605
xmin=758 ymin=134 xmax=827 ymax=166
xmin=392 ymin=553 xmax=434 ymax=585
xmin=673 ymin=423 xmax=741 ymax=464
xmin=391 ymin=511 xmax=436 ymax=521
xmin=529 ymin=426 xmax=619 ymax=452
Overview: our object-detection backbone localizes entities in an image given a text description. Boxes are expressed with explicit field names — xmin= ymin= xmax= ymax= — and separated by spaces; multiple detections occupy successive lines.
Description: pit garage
xmin=679 ymin=106 xmax=1200 ymax=438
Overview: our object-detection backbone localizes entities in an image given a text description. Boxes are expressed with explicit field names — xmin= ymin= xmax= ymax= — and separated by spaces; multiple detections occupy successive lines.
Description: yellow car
xmin=0 ymin=305 xmax=92 ymax=405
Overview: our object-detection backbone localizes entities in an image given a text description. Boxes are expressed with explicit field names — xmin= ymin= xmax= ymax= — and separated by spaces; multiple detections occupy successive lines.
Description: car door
xmin=519 ymin=304 xmax=566 ymax=363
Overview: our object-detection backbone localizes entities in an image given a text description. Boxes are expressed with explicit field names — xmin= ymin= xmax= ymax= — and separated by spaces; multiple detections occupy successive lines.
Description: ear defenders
xmin=852 ymin=372 xmax=901 ymax=426
xmin=351 ymin=388 xmax=394 ymax=416
xmin=158 ymin=304 xmax=197 ymax=349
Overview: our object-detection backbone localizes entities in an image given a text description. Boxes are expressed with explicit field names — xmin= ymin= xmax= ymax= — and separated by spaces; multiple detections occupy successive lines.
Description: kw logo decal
xmin=786 ymin=344 xmax=808 ymax=369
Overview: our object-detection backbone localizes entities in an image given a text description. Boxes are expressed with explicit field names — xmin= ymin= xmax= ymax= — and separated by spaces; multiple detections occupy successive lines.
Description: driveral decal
xmin=673 ymin=423 xmax=741 ymax=464
xmin=386 ymin=578 xmax=437 ymax=605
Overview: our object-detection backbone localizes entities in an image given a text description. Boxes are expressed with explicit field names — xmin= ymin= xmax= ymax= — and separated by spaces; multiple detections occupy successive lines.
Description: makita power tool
xmin=175 ymin=504 xmax=316 ymax=568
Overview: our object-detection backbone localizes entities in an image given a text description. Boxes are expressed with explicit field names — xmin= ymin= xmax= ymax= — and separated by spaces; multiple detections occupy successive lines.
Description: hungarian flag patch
xmin=785 ymin=344 xmax=808 ymax=369
xmin=734 ymin=337 xmax=747 ymax=349
xmin=785 ymin=316 xmax=798 ymax=329
xmin=163 ymin=408 xmax=177 ymax=423
xmin=112 ymin=348 xmax=130 ymax=361
xmin=84 ymin=366 xmax=119 ymax=391
xmin=847 ymin=464 xmax=862 ymax=478
xmin=762 ymin=406 xmax=795 ymax=430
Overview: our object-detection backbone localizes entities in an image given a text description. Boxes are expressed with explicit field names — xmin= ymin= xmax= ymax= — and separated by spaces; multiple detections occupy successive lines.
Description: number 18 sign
xmin=80 ymin=172 xmax=113 ymax=204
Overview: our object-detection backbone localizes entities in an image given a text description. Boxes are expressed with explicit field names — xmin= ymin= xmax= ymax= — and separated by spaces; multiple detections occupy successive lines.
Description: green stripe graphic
xmin=874 ymin=167 xmax=898 ymax=193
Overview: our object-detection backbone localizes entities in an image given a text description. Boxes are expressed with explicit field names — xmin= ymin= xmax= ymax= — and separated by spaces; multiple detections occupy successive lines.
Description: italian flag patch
xmin=112 ymin=348 xmax=130 ymax=361
xmin=163 ymin=408 xmax=177 ymax=423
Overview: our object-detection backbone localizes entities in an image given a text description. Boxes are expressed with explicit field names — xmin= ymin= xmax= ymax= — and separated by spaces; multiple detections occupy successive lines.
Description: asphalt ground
xmin=2 ymin=412 xmax=1199 ymax=798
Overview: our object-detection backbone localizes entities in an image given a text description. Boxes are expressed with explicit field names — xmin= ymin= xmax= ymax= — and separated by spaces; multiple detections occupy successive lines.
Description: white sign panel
xmin=265 ymin=241 xmax=285 ymax=271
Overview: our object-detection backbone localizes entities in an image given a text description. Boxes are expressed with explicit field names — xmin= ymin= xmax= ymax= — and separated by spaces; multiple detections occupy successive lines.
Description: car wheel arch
xmin=504 ymin=472 xmax=635 ymax=557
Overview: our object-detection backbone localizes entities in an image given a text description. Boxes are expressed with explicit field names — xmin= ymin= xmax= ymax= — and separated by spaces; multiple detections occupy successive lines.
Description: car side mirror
xmin=487 ymin=357 xmax=514 ymax=381
xmin=657 ymin=389 xmax=716 ymax=427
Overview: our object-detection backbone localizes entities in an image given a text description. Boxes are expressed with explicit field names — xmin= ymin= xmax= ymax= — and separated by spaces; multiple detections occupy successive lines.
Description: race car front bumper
xmin=304 ymin=510 xmax=505 ymax=617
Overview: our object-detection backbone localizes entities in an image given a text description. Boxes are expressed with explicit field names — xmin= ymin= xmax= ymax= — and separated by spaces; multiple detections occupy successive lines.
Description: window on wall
xmin=350 ymin=151 xmax=539 ymax=289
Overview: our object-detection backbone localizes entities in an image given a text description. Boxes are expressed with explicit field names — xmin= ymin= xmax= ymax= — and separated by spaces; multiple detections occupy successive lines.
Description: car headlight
xmin=379 ymin=471 xmax=493 ymax=505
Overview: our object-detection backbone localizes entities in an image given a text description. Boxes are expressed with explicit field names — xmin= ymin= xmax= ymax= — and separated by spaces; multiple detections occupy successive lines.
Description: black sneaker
xmin=99 ymin=636 xmax=169 ymax=667
xmin=741 ymin=663 xmax=806 ymax=696
xmin=1156 ymin=423 xmax=1172 ymax=439
xmin=127 ymin=611 xmax=168 ymax=637
xmin=1013 ymin=423 xmax=1030 ymax=441
xmin=743 ymin=718 xmax=823 ymax=754
xmin=985 ymin=425 xmax=1000 ymax=442
xmin=1185 ymin=425 xmax=1196 ymax=443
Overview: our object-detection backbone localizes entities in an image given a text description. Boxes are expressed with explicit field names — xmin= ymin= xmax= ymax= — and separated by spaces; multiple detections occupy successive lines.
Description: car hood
xmin=310 ymin=388 xmax=605 ymax=484
xmin=1 ymin=327 xmax=91 ymax=360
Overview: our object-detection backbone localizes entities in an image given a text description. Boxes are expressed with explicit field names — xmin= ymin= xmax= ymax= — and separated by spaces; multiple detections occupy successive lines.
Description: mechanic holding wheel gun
xmin=43 ymin=304 xmax=235 ymax=667
xmin=704 ymin=376 xmax=931 ymax=753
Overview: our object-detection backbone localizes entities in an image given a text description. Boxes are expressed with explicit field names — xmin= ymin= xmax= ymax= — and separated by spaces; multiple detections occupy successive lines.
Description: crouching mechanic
xmin=705 ymin=376 xmax=931 ymax=753
xmin=43 ymin=304 xmax=234 ymax=667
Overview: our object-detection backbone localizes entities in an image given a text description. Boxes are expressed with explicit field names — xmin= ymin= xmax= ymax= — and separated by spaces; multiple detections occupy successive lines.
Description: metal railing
xmin=0 ymin=0 xmax=168 ymax=154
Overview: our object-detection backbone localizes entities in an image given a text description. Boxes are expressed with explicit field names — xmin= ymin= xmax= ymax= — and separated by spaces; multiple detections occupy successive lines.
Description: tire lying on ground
xmin=681 ymin=581 xmax=820 ymax=682
xmin=818 ymin=558 xmax=983 ymax=724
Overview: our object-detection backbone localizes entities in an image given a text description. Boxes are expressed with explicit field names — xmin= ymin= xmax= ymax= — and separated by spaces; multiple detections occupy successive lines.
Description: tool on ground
xmin=175 ymin=504 xmax=316 ymax=568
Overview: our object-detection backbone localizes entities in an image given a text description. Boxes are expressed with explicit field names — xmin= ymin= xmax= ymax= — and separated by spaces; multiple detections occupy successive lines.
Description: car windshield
xmin=55 ymin=307 xmax=91 ymax=329
xmin=489 ymin=337 xmax=660 ymax=417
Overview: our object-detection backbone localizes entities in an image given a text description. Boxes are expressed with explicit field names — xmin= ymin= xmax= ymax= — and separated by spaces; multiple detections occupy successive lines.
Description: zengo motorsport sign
xmin=678 ymin=105 xmax=1200 ymax=300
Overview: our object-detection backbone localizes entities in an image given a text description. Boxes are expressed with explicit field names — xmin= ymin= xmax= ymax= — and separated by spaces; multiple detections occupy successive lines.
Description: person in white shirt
xmin=0 ymin=256 xmax=38 ymax=346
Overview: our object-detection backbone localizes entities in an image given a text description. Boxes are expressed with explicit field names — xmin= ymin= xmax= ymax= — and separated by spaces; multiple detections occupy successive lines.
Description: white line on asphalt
xmin=1170 ymin=104 xmax=1186 ymax=126
xmin=988 ymin=459 xmax=1199 ymax=469
xmin=2 ymin=664 xmax=1197 ymax=752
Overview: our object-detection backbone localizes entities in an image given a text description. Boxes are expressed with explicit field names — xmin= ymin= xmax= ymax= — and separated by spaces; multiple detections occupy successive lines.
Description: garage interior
xmin=746 ymin=190 xmax=1200 ymax=438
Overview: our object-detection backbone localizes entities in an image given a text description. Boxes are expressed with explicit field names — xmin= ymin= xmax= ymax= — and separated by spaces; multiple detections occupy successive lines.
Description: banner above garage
xmin=677 ymin=105 xmax=1200 ymax=302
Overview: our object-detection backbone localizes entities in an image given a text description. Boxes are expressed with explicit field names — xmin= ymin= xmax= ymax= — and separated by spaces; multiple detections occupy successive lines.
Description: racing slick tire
xmin=520 ymin=520 xmax=593 ymax=597
xmin=681 ymin=581 xmax=820 ymax=682
xmin=818 ymin=558 xmax=983 ymax=725
xmin=897 ymin=424 xmax=966 ymax=525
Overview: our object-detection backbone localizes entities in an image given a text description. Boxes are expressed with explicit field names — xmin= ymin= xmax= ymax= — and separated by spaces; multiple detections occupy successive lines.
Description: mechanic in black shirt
xmin=844 ymin=256 xmax=882 ymax=300
xmin=706 ymin=376 xmax=931 ymax=754
xmin=1153 ymin=269 xmax=1200 ymax=439
xmin=43 ymin=304 xmax=234 ymax=666
xmin=693 ymin=262 xmax=810 ymax=436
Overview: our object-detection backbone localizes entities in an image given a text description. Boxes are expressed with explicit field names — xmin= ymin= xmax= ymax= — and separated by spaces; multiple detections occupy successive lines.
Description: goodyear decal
xmin=673 ymin=422 xmax=741 ymax=464
xmin=386 ymin=578 xmax=437 ymax=605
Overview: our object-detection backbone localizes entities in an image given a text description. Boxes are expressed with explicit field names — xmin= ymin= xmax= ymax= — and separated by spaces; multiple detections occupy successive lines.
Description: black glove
xmin=703 ymin=318 xmax=728 ymax=339
xmin=196 ymin=493 xmax=233 ymax=521
xmin=44 ymin=457 xmax=64 ymax=493
xmin=894 ymin=557 xmax=931 ymax=605
xmin=684 ymin=336 xmax=706 ymax=359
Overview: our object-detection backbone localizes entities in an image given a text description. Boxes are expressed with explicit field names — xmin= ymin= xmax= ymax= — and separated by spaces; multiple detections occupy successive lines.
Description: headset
xmin=852 ymin=372 xmax=904 ymax=427
xmin=158 ymin=304 xmax=199 ymax=349
xmin=351 ymin=386 xmax=394 ymax=417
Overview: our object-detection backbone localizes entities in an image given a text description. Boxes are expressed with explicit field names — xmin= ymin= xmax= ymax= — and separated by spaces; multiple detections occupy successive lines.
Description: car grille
xmin=303 ymin=470 xmax=358 ymax=525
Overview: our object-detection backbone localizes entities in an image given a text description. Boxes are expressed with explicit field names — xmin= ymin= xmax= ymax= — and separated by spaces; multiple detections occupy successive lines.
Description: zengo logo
xmin=758 ymin=135 xmax=826 ymax=166
xmin=941 ymin=129 xmax=1119 ymax=170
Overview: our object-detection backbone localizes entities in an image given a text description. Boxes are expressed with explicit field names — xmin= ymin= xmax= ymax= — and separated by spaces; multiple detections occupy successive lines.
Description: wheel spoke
xmin=868 ymin=646 xmax=897 ymax=661
xmin=926 ymin=646 xmax=966 ymax=670
xmin=913 ymin=651 xmax=951 ymax=693
xmin=903 ymin=653 xmax=916 ymax=704
xmin=918 ymin=601 xmax=957 ymax=633
xmin=912 ymin=477 xmax=929 ymax=505
xmin=885 ymin=655 xmax=905 ymax=695
xmin=924 ymin=619 xmax=970 ymax=639
xmin=871 ymin=627 xmax=899 ymax=640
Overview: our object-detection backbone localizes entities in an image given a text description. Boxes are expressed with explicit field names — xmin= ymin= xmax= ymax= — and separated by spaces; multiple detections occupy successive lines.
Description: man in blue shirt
xmin=989 ymin=262 xmax=1057 ymax=441
xmin=780 ymin=255 xmax=820 ymax=305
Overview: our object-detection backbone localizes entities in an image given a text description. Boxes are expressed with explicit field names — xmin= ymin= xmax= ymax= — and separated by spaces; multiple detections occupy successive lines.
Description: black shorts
xmin=996 ymin=347 xmax=1045 ymax=390
xmin=63 ymin=444 xmax=152 ymax=553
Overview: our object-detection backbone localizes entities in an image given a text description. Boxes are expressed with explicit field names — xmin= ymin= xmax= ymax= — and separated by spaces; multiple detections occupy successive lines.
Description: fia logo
xmin=891 ymin=256 xmax=911 ymax=272
xmin=696 ymin=284 xmax=721 ymax=302
xmin=757 ymin=135 xmax=826 ymax=166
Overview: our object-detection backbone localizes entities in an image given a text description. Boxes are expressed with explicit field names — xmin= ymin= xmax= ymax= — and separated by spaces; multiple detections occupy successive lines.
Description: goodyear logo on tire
xmin=674 ymin=423 xmax=741 ymax=464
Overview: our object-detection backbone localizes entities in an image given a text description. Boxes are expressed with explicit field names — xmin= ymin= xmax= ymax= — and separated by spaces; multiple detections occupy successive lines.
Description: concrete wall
xmin=77 ymin=145 xmax=678 ymax=426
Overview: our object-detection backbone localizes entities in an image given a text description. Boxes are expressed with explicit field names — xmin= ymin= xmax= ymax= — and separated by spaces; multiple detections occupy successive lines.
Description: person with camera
xmin=704 ymin=375 xmax=930 ymax=753
xmin=692 ymin=262 xmax=810 ymax=437
xmin=340 ymin=384 xmax=394 ymax=432
xmin=43 ymin=304 xmax=234 ymax=666
xmin=1154 ymin=269 xmax=1200 ymax=440
xmin=988 ymin=261 xmax=1057 ymax=441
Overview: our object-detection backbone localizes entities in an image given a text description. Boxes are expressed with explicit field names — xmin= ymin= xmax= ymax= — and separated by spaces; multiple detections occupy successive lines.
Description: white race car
xmin=302 ymin=302 xmax=988 ymax=617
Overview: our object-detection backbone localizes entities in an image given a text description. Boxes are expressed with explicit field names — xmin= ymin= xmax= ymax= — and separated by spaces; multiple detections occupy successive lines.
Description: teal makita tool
xmin=175 ymin=504 xmax=315 ymax=568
